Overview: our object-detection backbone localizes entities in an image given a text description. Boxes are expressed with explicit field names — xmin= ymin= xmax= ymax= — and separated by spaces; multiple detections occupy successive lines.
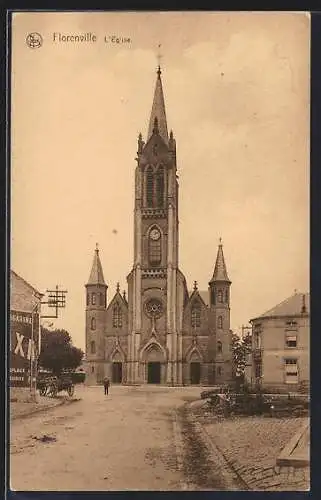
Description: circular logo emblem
xmin=26 ymin=33 xmax=43 ymax=49
xmin=145 ymin=298 xmax=163 ymax=319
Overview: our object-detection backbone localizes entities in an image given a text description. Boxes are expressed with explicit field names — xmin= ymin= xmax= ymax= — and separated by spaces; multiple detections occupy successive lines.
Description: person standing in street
xmin=103 ymin=376 xmax=110 ymax=396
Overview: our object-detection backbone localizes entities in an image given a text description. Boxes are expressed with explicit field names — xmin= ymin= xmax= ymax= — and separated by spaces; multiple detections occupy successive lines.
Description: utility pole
xmin=42 ymin=285 xmax=68 ymax=318
xmin=30 ymin=286 xmax=68 ymax=402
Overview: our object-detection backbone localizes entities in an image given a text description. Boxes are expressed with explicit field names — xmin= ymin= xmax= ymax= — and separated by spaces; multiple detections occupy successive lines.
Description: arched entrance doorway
xmin=189 ymin=350 xmax=201 ymax=385
xmin=111 ymin=351 xmax=123 ymax=383
xmin=143 ymin=344 xmax=164 ymax=384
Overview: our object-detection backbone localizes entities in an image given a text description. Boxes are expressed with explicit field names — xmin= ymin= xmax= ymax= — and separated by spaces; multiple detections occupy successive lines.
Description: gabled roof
xmin=11 ymin=270 xmax=43 ymax=298
xmin=210 ymin=242 xmax=230 ymax=283
xmin=87 ymin=246 xmax=106 ymax=286
xmin=198 ymin=290 xmax=209 ymax=306
xmin=252 ymin=292 xmax=310 ymax=321
xmin=106 ymin=286 xmax=128 ymax=312
xmin=147 ymin=67 xmax=168 ymax=145
xmin=188 ymin=288 xmax=208 ymax=308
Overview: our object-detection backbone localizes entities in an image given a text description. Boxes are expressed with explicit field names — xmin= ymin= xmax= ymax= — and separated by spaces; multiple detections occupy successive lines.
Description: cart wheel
xmin=49 ymin=385 xmax=58 ymax=398
xmin=67 ymin=385 xmax=75 ymax=397
xmin=39 ymin=386 xmax=47 ymax=397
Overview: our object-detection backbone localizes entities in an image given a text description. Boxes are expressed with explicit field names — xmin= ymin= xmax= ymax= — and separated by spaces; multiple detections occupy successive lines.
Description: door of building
xmin=147 ymin=362 xmax=161 ymax=384
xmin=190 ymin=362 xmax=201 ymax=384
xmin=112 ymin=362 xmax=122 ymax=383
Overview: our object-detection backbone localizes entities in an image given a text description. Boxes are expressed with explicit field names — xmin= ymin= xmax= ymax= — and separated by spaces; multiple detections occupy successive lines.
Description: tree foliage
xmin=231 ymin=332 xmax=252 ymax=383
xmin=38 ymin=328 xmax=84 ymax=375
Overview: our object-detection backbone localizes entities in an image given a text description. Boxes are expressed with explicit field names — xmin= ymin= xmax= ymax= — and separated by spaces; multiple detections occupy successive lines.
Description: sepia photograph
xmin=9 ymin=10 xmax=309 ymax=492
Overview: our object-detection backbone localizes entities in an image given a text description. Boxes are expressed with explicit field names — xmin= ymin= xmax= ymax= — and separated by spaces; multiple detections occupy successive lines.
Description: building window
xmin=86 ymin=293 xmax=90 ymax=306
xmin=210 ymin=289 xmax=215 ymax=305
xmin=254 ymin=332 xmax=261 ymax=349
xmin=90 ymin=341 xmax=96 ymax=354
xmin=149 ymin=238 xmax=161 ymax=266
xmin=217 ymin=341 xmax=222 ymax=354
xmin=218 ymin=290 xmax=223 ymax=303
xmin=156 ymin=166 xmax=164 ymax=207
xmin=217 ymin=316 xmax=223 ymax=329
xmin=91 ymin=317 xmax=96 ymax=330
xmin=92 ymin=293 xmax=96 ymax=305
xmin=225 ymin=290 xmax=229 ymax=303
xmin=99 ymin=292 xmax=104 ymax=306
xmin=113 ymin=305 xmax=122 ymax=328
xmin=217 ymin=366 xmax=222 ymax=376
xmin=286 ymin=335 xmax=297 ymax=348
xmin=91 ymin=366 xmax=94 ymax=373
xmin=191 ymin=304 xmax=201 ymax=328
xmin=284 ymin=358 xmax=298 ymax=384
xmin=146 ymin=167 xmax=154 ymax=207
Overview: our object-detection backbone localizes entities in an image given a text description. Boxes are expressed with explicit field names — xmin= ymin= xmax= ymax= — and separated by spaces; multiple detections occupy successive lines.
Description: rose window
xmin=145 ymin=298 xmax=163 ymax=319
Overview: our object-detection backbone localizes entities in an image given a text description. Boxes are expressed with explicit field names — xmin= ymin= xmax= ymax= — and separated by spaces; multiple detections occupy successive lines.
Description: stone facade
xmin=250 ymin=292 xmax=310 ymax=392
xmin=85 ymin=68 xmax=233 ymax=386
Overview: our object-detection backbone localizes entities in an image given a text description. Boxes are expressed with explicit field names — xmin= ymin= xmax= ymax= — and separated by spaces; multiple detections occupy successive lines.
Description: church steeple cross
xmin=157 ymin=44 xmax=162 ymax=73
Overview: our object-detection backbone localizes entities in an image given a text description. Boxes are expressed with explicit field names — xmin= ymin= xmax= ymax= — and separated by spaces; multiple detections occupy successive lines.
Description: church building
xmin=85 ymin=67 xmax=233 ymax=386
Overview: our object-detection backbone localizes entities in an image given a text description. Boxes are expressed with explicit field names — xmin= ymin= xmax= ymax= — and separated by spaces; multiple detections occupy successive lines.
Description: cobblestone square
xmin=10 ymin=386 xmax=310 ymax=491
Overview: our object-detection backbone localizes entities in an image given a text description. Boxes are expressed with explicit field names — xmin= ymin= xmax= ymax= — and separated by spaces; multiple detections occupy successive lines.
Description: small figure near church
xmin=103 ymin=377 xmax=110 ymax=395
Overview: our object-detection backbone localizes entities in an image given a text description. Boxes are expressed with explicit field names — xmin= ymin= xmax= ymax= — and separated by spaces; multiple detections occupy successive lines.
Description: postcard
xmin=9 ymin=11 xmax=310 ymax=492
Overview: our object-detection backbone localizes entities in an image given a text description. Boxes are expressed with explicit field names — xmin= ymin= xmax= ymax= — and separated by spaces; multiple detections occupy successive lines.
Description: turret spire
xmin=87 ymin=244 xmax=106 ymax=285
xmin=147 ymin=65 xmax=168 ymax=144
xmin=210 ymin=239 xmax=231 ymax=283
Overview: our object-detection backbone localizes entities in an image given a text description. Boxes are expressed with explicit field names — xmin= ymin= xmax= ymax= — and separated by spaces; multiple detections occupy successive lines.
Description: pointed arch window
xmin=218 ymin=316 xmax=223 ymax=329
xmin=210 ymin=289 xmax=215 ymax=306
xmin=146 ymin=167 xmax=154 ymax=207
xmin=86 ymin=293 xmax=90 ymax=306
xmin=156 ymin=166 xmax=164 ymax=207
xmin=218 ymin=290 xmax=223 ymax=303
xmin=90 ymin=341 xmax=96 ymax=354
xmin=99 ymin=292 xmax=104 ymax=306
xmin=225 ymin=290 xmax=229 ymax=303
xmin=113 ymin=304 xmax=122 ymax=328
xmin=91 ymin=317 xmax=96 ymax=330
xmin=92 ymin=293 xmax=96 ymax=305
xmin=217 ymin=341 xmax=223 ymax=354
xmin=191 ymin=303 xmax=201 ymax=328
xmin=217 ymin=366 xmax=223 ymax=376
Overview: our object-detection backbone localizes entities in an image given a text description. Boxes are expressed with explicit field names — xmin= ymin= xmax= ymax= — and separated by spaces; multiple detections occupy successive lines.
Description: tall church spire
xmin=87 ymin=244 xmax=106 ymax=285
xmin=147 ymin=66 xmax=168 ymax=144
xmin=210 ymin=239 xmax=231 ymax=283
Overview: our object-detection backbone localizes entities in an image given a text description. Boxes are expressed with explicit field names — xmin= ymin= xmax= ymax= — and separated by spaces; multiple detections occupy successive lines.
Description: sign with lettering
xmin=10 ymin=311 xmax=39 ymax=387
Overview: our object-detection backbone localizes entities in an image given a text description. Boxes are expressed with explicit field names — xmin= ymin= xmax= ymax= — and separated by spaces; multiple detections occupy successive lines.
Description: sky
xmin=11 ymin=12 xmax=310 ymax=350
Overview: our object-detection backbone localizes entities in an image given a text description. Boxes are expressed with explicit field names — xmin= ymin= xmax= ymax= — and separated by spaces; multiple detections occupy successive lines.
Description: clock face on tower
xmin=150 ymin=228 xmax=160 ymax=241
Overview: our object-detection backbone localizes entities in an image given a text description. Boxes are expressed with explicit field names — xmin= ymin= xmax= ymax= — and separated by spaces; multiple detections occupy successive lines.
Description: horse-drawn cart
xmin=37 ymin=372 xmax=75 ymax=398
